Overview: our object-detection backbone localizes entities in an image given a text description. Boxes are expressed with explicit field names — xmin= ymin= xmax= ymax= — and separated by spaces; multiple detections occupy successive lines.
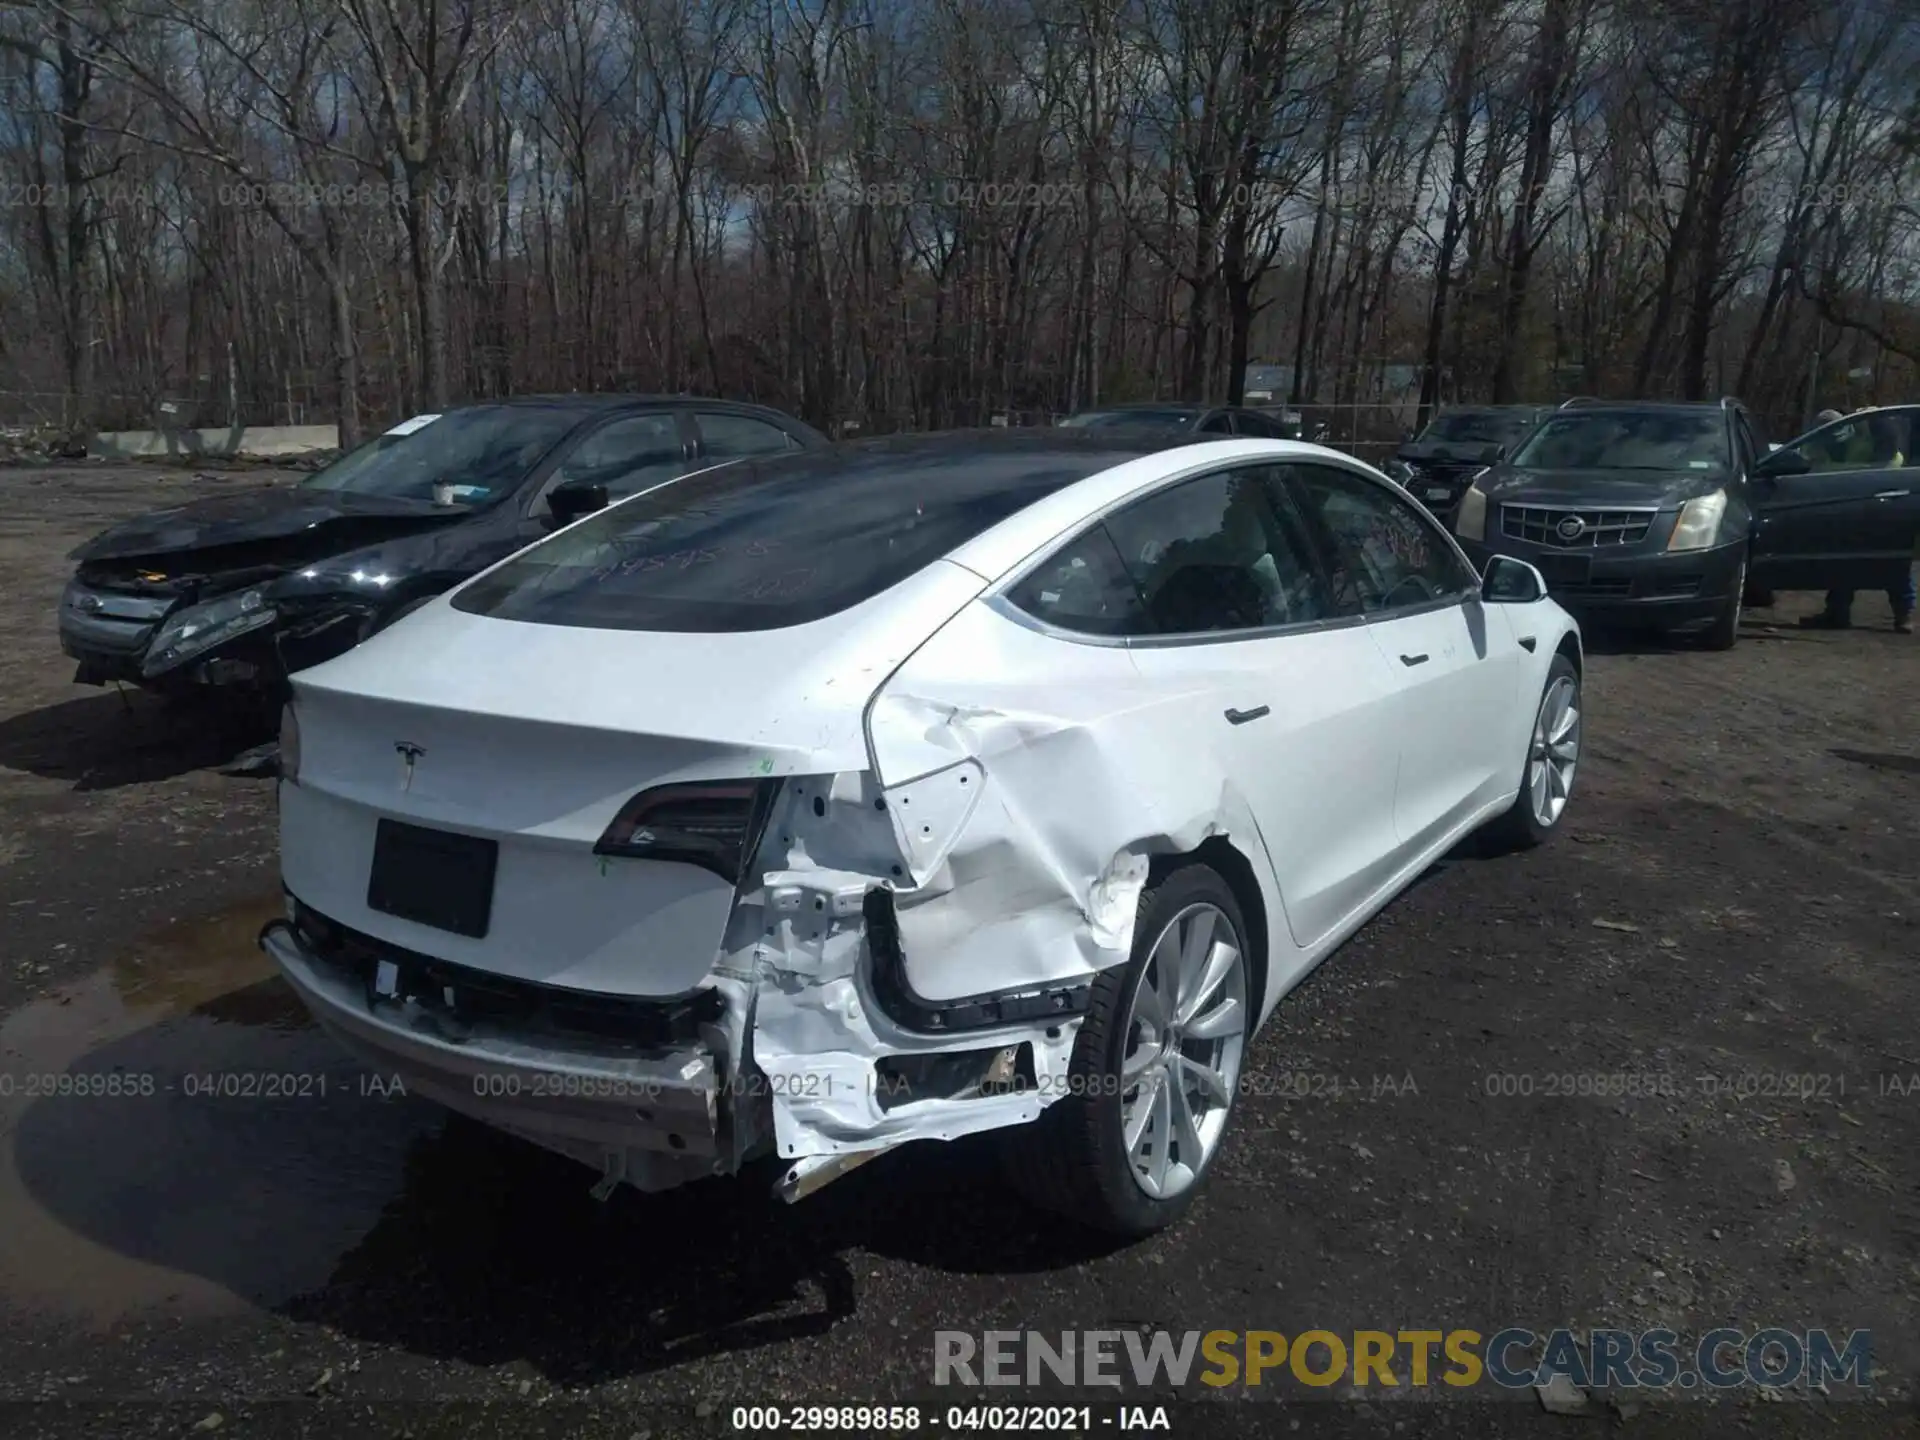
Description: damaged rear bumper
xmin=260 ymin=916 xmax=728 ymax=1192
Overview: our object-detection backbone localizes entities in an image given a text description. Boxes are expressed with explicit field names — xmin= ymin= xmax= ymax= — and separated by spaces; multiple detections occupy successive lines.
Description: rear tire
xmin=1484 ymin=653 xmax=1581 ymax=851
xmin=1701 ymin=556 xmax=1746 ymax=650
xmin=1002 ymin=865 xmax=1251 ymax=1237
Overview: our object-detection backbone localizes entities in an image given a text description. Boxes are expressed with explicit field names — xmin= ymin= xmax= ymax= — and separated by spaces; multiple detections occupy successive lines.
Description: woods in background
xmin=2 ymin=0 xmax=1916 ymax=446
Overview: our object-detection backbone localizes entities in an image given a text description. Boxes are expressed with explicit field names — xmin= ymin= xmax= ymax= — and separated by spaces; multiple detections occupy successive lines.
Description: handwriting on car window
xmin=739 ymin=567 xmax=818 ymax=600
xmin=1330 ymin=504 xmax=1429 ymax=572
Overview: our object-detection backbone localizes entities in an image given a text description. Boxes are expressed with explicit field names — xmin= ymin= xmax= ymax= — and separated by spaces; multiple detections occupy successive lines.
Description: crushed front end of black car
xmin=59 ymin=495 xmax=475 ymax=697
xmin=1386 ymin=406 xmax=1549 ymax=519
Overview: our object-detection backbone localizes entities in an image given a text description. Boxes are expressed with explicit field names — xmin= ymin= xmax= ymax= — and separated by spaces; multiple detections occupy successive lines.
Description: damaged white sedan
xmin=260 ymin=430 xmax=1582 ymax=1235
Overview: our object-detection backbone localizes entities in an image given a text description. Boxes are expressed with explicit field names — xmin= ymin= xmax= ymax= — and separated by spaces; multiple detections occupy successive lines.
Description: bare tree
xmin=335 ymin=0 xmax=516 ymax=409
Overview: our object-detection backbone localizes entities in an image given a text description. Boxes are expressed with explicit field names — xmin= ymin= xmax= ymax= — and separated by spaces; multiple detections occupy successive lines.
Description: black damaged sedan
xmin=1449 ymin=398 xmax=1920 ymax=649
xmin=58 ymin=395 xmax=825 ymax=700
xmin=1384 ymin=403 xmax=1550 ymax=519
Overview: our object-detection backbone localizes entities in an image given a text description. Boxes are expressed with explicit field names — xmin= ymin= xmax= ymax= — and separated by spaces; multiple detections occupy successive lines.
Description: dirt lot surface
xmin=0 ymin=463 xmax=1915 ymax=1439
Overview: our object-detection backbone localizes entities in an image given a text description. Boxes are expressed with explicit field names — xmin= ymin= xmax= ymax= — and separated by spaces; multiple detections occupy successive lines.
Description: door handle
xmin=1224 ymin=706 xmax=1270 ymax=725
xmin=1400 ymin=653 xmax=1429 ymax=666
xmin=1873 ymin=489 xmax=1909 ymax=500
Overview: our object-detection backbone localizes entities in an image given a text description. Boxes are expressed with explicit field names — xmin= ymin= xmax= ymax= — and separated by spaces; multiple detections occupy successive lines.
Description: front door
xmin=524 ymin=409 xmax=698 ymax=538
xmin=1280 ymin=461 xmax=1524 ymax=854
xmin=1749 ymin=408 xmax=1920 ymax=591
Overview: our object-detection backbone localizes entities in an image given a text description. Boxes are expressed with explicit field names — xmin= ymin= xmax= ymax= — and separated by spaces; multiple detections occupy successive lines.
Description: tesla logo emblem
xmin=1556 ymin=515 xmax=1587 ymax=541
xmin=395 ymin=742 xmax=425 ymax=792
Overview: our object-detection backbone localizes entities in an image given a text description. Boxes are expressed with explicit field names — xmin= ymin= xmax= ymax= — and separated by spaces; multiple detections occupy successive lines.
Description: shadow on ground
xmin=1830 ymin=747 xmax=1920 ymax=776
xmin=0 ymin=690 xmax=273 ymax=790
xmin=7 ymin=935 xmax=1125 ymax=1383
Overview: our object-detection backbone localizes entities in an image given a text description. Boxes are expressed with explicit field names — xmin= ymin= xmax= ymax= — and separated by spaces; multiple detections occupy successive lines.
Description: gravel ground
xmin=0 ymin=463 xmax=1916 ymax=1439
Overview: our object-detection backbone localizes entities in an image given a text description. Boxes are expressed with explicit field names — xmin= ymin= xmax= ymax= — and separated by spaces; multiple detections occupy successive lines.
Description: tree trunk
xmin=405 ymin=168 xmax=449 ymax=409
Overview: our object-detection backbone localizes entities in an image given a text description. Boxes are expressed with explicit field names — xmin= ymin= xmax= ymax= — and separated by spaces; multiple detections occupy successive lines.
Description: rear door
xmin=1750 ymin=408 xmax=1920 ymax=591
xmin=1102 ymin=464 xmax=1406 ymax=956
xmin=1281 ymin=461 xmax=1523 ymax=853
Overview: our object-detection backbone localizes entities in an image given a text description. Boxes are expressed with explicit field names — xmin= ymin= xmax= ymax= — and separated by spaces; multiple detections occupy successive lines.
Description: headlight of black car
xmin=141 ymin=585 xmax=276 ymax=676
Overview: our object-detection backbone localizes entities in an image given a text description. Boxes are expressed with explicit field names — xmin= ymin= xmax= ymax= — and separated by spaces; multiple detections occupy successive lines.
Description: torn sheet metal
xmin=863 ymin=598 xmax=1279 ymax=1007
xmin=729 ymin=772 xmax=1073 ymax=1164
xmin=732 ymin=598 xmax=1281 ymax=1173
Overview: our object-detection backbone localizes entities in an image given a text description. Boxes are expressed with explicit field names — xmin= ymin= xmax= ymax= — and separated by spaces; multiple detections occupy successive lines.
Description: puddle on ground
xmin=0 ymin=892 xmax=441 ymax=1328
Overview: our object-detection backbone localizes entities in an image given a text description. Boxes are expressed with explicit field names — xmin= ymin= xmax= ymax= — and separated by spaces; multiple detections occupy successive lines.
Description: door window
xmin=1100 ymin=467 xmax=1335 ymax=634
xmin=1786 ymin=411 xmax=1912 ymax=473
xmin=694 ymin=411 xmax=798 ymax=458
xmin=550 ymin=413 xmax=688 ymax=498
xmin=1283 ymin=463 xmax=1479 ymax=614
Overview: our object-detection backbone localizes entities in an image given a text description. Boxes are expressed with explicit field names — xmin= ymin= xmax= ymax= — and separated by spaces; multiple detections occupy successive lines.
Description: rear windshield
xmin=451 ymin=440 xmax=1114 ymax=632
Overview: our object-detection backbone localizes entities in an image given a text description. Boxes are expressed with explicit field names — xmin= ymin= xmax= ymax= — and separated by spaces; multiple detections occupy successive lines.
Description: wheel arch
xmin=1146 ymin=836 xmax=1271 ymax=1029
xmin=1554 ymin=627 xmax=1582 ymax=679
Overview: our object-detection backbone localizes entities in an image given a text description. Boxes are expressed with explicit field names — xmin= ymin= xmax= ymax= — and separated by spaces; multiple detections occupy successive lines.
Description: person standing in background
xmin=1797 ymin=407 xmax=1916 ymax=634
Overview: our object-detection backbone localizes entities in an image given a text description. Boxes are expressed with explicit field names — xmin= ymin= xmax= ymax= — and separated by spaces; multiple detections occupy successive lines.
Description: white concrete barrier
xmin=89 ymin=424 xmax=340 ymax=458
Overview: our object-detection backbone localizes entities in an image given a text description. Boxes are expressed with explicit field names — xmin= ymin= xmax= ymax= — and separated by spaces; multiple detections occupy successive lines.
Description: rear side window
xmin=1103 ymin=467 xmax=1336 ymax=633
xmin=695 ymin=411 xmax=798 ymax=458
xmin=453 ymin=443 xmax=1101 ymax=632
xmin=1004 ymin=525 xmax=1149 ymax=636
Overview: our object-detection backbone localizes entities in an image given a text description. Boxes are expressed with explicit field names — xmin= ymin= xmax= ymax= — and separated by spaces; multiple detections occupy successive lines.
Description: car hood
xmin=69 ymin=485 xmax=464 ymax=563
xmin=1474 ymin=466 xmax=1728 ymax=507
xmin=265 ymin=520 xmax=523 ymax=606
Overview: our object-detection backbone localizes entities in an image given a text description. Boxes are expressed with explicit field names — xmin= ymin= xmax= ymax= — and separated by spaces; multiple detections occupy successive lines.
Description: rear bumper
xmin=260 ymin=915 xmax=727 ymax=1179
xmin=1463 ymin=537 xmax=1745 ymax=627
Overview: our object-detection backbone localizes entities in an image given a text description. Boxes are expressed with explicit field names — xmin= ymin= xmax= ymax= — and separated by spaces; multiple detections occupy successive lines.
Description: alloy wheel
xmin=1117 ymin=902 xmax=1247 ymax=1200
xmin=1528 ymin=674 xmax=1581 ymax=828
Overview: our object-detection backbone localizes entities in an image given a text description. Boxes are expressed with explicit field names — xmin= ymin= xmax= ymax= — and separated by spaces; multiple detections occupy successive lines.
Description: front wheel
xmin=1002 ymin=865 xmax=1252 ymax=1237
xmin=1484 ymin=653 xmax=1581 ymax=851
xmin=1701 ymin=556 xmax=1746 ymax=650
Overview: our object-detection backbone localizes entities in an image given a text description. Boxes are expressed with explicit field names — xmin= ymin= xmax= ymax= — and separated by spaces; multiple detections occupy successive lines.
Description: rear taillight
xmin=594 ymin=779 xmax=779 ymax=885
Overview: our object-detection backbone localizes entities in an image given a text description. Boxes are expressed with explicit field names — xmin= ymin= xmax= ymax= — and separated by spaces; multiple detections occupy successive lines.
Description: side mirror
xmin=1482 ymin=554 xmax=1546 ymax=604
xmin=1755 ymin=448 xmax=1809 ymax=479
xmin=1479 ymin=443 xmax=1506 ymax=464
xmin=547 ymin=481 xmax=609 ymax=525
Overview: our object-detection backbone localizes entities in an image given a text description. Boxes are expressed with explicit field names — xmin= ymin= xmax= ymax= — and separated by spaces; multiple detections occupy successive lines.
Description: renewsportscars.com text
xmin=933 ymin=1328 xmax=1872 ymax=1391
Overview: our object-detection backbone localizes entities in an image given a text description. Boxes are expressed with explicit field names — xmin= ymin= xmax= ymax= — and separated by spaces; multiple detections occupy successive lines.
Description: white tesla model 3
xmin=262 ymin=430 xmax=1582 ymax=1236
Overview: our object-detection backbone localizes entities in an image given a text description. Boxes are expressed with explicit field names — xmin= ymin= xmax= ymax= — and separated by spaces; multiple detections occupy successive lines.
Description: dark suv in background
xmin=1448 ymin=397 xmax=1920 ymax=649
xmin=1385 ymin=404 xmax=1551 ymax=519
xmin=59 ymin=395 xmax=826 ymax=702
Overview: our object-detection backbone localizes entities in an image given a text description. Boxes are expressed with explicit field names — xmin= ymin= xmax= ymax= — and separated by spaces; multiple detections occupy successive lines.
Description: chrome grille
xmin=1501 ymin=504 xmax=1656 ymax=549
